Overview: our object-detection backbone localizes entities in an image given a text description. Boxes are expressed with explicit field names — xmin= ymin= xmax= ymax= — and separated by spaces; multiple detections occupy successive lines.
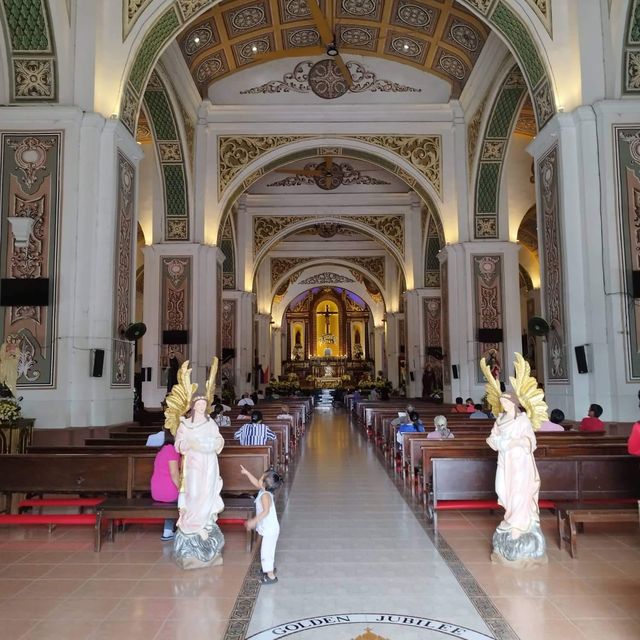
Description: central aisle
xmin=245 ymin=409 xmax=495 ymax=640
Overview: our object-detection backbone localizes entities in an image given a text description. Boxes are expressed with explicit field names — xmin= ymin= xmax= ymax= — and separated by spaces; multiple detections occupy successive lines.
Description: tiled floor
xmin=0 ymin=410 xmax=638 ymax=639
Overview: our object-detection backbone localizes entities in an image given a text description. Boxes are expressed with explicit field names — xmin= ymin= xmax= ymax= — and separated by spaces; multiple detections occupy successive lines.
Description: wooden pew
xmin=427 ymin=454 xmax=640 ymax=525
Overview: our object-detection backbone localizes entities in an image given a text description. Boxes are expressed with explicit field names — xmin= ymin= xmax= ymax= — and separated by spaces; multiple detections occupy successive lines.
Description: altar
xmin=315 ymin=377 xmax=342 ymax=389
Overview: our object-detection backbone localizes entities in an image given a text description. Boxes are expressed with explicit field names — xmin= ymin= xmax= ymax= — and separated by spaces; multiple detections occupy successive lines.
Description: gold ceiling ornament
xmin=218 ymin=135 xmax=309 ymax=195
xmin=346 ymin=255 xmax=385 ymax=283
xmin=218 ymin=134 xmax=441 ymax=198
xmin=271 ymin=257 xmax=313 ymax=287
xmin=254 ymin=214 xmax=404 ymax=255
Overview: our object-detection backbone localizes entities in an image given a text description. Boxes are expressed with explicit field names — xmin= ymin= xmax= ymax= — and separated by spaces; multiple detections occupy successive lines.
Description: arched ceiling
xmin=177 ymin=0 xmax=489 ymax=98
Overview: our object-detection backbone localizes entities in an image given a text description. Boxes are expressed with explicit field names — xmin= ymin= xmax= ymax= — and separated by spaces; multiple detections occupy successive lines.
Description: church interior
xmin=0 ymin=1 xmax=639 ymax=639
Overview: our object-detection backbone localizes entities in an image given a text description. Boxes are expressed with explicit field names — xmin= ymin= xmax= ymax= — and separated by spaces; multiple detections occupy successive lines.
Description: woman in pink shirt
xmin=150 ymin=431 xmax=181 ymax=541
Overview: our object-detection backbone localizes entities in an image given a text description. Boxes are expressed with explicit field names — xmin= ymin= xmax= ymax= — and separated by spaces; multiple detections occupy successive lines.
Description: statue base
xmin=491 ymin=521 xmax=547 ymax=568
xmin=173 ymin=519 xmax=225 ymax=571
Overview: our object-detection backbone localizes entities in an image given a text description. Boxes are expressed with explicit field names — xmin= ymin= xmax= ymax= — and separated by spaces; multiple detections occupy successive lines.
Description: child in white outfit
xmin=240 ymin=465 xmax=282 ymax=584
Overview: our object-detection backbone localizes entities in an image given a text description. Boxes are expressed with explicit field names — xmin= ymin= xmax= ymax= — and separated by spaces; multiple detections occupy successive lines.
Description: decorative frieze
xmin=0 ymin=132 xmax=61 ymax=387
xmin=538 ymin=146 xmax=568 ymax=383
xmin=112 ymin=152 xmax=136 ymax=387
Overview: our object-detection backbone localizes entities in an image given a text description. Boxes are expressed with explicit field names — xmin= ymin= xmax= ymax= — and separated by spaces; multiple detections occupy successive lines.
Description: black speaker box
xmin=162 ymin=329 xmax=188 ymax=345
xmin=409 ymin=371 xmax=415 ymax=381
xmin=452 ymin=364 xmax=459 ymax=379
xmin=478 ymin=328 xmax=503 ymax=343
xmin=143 ymin=367 xmax=152 ymax=382
xmin=246 ymin=372 xmax=251 ymax=383
xmin=91 ymin=349 xmax=105 ymax=377
xmin=632 ymin=270 xmax=640 ymax=298
xmin=222 ymin=347 xmax=236 ymax=362
xmin=575 ymin=345 xmax=588 ymax=374
xmin=0 ymin=278 xmax=49 ymax=306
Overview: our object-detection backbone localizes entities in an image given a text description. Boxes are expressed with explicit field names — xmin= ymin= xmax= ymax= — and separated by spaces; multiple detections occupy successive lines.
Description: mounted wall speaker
xmin=222 ymin=347 xmax=236 ymax=363
xmin=246 ymin=372 xmax=251 ymax=383
xmin=0 ymin=278 xmax=49 ymax=306
xmin=575 ymin=345 xmax=589 ymax=374
xmin=452 ymin=364 xmax=459 ymax=380
xmin=409 ymin=371 xmax=415 ymax=381
xmin=90 ymin=349 xmax=105 ymax=377
xmin=162 ymin=329 xmax=188 ymax=345
xmin=632 ymin=270 xmax=640 ymax=298
xmin=477 ymin=328 xmax=503 ymax=343
xmin=528 ymin=316 xmax=550 ymax=337
xmin=143 ymin=367 xmax=152 ymax=382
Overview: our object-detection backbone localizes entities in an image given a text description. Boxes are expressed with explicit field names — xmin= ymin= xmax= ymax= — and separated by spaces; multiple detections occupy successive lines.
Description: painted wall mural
xmin=159 ymin=256 xmax=191 ymax=383
xmin=537 ymin=145 xmax=568 ymax=383
xmin=111 ymin=151 xmax=136 ymax=387
xmin=615 ymin=126 xmax=640 ymax=378
xmin=0 ymin=132 xmax=61 ymax=387
xmin=0 ymin=0 xmax=57 ymax=102
xmin=472 ymin=254 xmax=503 ymax=382
xmin=474 ymin=65 xmax=527 ymax=239
xmin=143 ymin=71 xmax=190 ymax=241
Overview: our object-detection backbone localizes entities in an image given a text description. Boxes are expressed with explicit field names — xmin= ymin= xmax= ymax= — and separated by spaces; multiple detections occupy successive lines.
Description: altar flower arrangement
xmin=0 ymin=397 xmax=21 ymax=423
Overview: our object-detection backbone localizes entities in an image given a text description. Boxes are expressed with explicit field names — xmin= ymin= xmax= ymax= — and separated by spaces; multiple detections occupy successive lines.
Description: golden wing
xmin=205 ymin=356 xmax=219 ymax=414
xmin=164 ymin=360 xmax=198 ymax=435
xmin=480 ymin=356 xmax=502 ymax=417
xmin=509 ymin=352 xmax=548 ymax=431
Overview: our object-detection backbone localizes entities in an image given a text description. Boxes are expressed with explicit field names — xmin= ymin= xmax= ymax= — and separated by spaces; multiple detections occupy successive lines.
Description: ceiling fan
xmin=252 ymin=0 xmax=354 ymax=89
xmin=275 ymin=155 xmax=345 ymax=190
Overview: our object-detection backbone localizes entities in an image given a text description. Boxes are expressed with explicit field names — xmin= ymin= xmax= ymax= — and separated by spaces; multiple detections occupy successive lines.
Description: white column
xmin=256 ymin=313 xmax=271 ymax=388
xmin=373 ymin=325 xmax=385 ymax=378
xmin=528 ymin=109 xmax=611 ymax=419
xmin=404 ymin=291 xmax=422 ymax=398
xmin=441 ymin=241 xmax=521 ymax=404
xmin=236 ymin=292 xmax=255 ymax=396
xmin=385 ymin=312 xmax=400 ymax=390
xmin=141 ymin=243 xmax=224 ymax=408
xmin=272 ymin=326 xmax=282 ymax=379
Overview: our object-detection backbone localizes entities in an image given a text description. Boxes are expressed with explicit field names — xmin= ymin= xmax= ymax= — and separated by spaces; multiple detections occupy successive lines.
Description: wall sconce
xmin=7 ymin=216 xmax=35 ymax=249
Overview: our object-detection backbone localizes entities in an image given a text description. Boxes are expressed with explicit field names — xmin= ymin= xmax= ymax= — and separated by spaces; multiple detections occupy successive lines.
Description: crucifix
xmin=317 ymin=303 xmax=338 ymax=335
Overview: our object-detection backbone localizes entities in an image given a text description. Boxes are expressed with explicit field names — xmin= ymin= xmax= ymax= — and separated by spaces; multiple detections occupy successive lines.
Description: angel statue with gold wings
xmin=164 ymin=358 xmax=225 ymax=570
xmin=481 ymin=352 xmax=549 ymax=567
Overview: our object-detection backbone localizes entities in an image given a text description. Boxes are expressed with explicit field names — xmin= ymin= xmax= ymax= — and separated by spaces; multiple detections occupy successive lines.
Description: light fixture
xmin=402 ymin=42 xmax=410 ymax=51
xmin=194 ymin=36 xmax=200 ymax=44
xmin=7 ymin=216 xmax=35 ymax=249
xmin=326 ymin=43 xmax=339 ymax=57
xmin=251 ymin=44 xmax=258 ymax=53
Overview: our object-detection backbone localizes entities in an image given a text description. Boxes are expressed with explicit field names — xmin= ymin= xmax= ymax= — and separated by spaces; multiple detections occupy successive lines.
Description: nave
xmin=0 ymin=407 xmax=638 ymax=640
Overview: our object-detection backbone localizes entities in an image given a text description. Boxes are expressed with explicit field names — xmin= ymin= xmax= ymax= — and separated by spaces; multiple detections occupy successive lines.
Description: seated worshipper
xmin=211 ymin=403 xmax=231 ymax=427
xmin=235 ymin=410 xmax=277 ymax=446
xmin=396 ymin=410 xmax=425 ymax=448
xmin=369 ymin=387 xmax=380 ymax=401
xmin=539 ymin=408 xmax=566 ymax=432
xmin=469 ymin=404 xmax=489 ymax=419
xmin=238 ymin=393 xmax=255 ymax=407
xmin=579 ymin=403 xmax=605 ymax=432
xmin=237 ymin=405 xmax=252 ymax=420
xmin=452 ymin=397 xmax=467 ymax=413
xmin=146 ymin=428 xmax=166 ymax=447
xmin=150 ymin=431 xmax=181 ymax=541
xmin=628 ymin=422 xmax=640 ymax=455
xmin=391 ymin=405 xmax=414 ymax=429
xmin=276 ymin=404 xmax=293 ymax=422
xmin=427 ymin=415 xmax=454 ymax=439
xmin=465 ymin=398 xmax=475 ymax=413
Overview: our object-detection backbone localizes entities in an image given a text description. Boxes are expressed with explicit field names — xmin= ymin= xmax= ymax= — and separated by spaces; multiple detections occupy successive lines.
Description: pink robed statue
xmin=164 ymin=360 xmax=226 ymax=570
xmin=481 ymin=353 xmax=548 ymax=567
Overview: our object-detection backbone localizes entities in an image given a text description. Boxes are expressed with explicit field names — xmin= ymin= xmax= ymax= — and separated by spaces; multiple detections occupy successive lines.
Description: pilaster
xmin=385 ymin=312 xmax=401 ymax=390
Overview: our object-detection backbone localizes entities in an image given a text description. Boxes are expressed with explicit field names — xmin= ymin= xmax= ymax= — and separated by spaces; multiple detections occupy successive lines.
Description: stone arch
xmin=0 ymin=0 xmax=58 ymax=102
xmin=142 ymin=67 xmax=191 ymax=241
xmin=252 ymin=216 xmax=406 ymax=285
xmin=271 ymin=258 xmax=386 ymax=303
xmin=473 ymin=63 xmax=529 ymax=239
xmin=271 ymin=264 xmax=385 ymax=328
xmin=117 ymin=0 xmax=557 ymax=134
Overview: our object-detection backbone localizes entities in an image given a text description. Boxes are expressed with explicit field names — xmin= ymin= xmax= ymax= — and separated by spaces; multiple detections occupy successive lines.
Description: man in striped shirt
xmin=234 ymin=410 xmax=277 ymax=446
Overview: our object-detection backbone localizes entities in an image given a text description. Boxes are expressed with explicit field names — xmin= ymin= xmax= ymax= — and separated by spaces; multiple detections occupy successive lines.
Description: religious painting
xmin=315 ymin=299 xmax=340 ymax=357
